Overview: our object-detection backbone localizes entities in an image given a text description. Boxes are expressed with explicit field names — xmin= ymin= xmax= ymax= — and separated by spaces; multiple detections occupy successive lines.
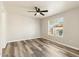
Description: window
xmin=48 ymin=17 xmax=64 ymax=37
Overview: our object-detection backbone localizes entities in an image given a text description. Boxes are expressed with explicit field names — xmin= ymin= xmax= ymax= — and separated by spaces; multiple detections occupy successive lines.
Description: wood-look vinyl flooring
xmin=2 ymin=38 xmax=79 ymax=57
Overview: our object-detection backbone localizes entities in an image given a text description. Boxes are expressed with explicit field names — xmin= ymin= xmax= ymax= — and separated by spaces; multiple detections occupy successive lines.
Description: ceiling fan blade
xmin=40 ymin=12 xmax=45 ymax=16
xmin=28 ymin=11 xmax=36 ymax=12
xmin=40 ymin=10 xmax=48 ymax=12
xmin=35 ymin=7 xmax=40 ymax=12
xmin=35 ymin=7 xmax=38 ymax=11
xmin=34 ymin=13 xmax=37 ymax=16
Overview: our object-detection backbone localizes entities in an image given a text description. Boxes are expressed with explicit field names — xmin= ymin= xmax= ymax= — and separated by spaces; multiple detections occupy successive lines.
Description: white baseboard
xmin=7 ymin=37 xmax=41 ymax=43
xmin=46 ymin=39 xmax=79 ymax=50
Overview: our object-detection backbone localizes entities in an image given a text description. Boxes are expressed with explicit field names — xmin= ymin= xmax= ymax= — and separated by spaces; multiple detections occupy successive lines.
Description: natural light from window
xmin=48 ymin=17 xmax=64 ymax=38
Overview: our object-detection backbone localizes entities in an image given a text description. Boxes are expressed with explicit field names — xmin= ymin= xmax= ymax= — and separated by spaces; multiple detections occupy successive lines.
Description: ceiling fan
xmin=28 ymin=7 xmax=48 ymax=16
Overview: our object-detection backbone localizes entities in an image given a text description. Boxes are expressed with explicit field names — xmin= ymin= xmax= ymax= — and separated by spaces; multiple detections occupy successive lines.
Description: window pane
xmin=48 ymin=17 xmax=64 ymax=37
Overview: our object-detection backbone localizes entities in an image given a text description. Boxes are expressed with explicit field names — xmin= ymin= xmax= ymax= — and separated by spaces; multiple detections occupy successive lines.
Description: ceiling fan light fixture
xmin=28 ymin=7 xmax=48 ymax=16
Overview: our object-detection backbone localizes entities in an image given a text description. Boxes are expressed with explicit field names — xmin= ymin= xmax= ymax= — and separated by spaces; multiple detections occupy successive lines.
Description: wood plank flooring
xmin=2 ymin=38 xmax=79 ymax=57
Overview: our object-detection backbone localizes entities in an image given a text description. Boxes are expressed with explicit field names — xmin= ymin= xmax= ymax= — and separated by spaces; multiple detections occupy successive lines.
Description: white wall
xmin=41 ymin=8 xmax=79 ymax=49
xmin=7 ymin=12 xmax=40 ymax=42
xmin=0 ymin=3 xmax=1 ymax=46
xmin=0 ymin=2 xmax=7 ymax=56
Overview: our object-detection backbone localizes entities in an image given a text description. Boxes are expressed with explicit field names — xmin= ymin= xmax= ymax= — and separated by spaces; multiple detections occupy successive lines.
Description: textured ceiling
xmin=3 ymin=1 xmax=79 ymax=19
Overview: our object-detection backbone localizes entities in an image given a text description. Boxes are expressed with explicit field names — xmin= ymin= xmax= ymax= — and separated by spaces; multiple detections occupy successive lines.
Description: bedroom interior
xmin=0 ymin=1 xmax=79 ymax=57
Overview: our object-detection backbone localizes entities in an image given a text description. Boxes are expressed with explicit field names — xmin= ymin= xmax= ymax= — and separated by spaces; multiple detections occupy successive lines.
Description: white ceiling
xmin=3 ymin=1 xmax=79 ymax=19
